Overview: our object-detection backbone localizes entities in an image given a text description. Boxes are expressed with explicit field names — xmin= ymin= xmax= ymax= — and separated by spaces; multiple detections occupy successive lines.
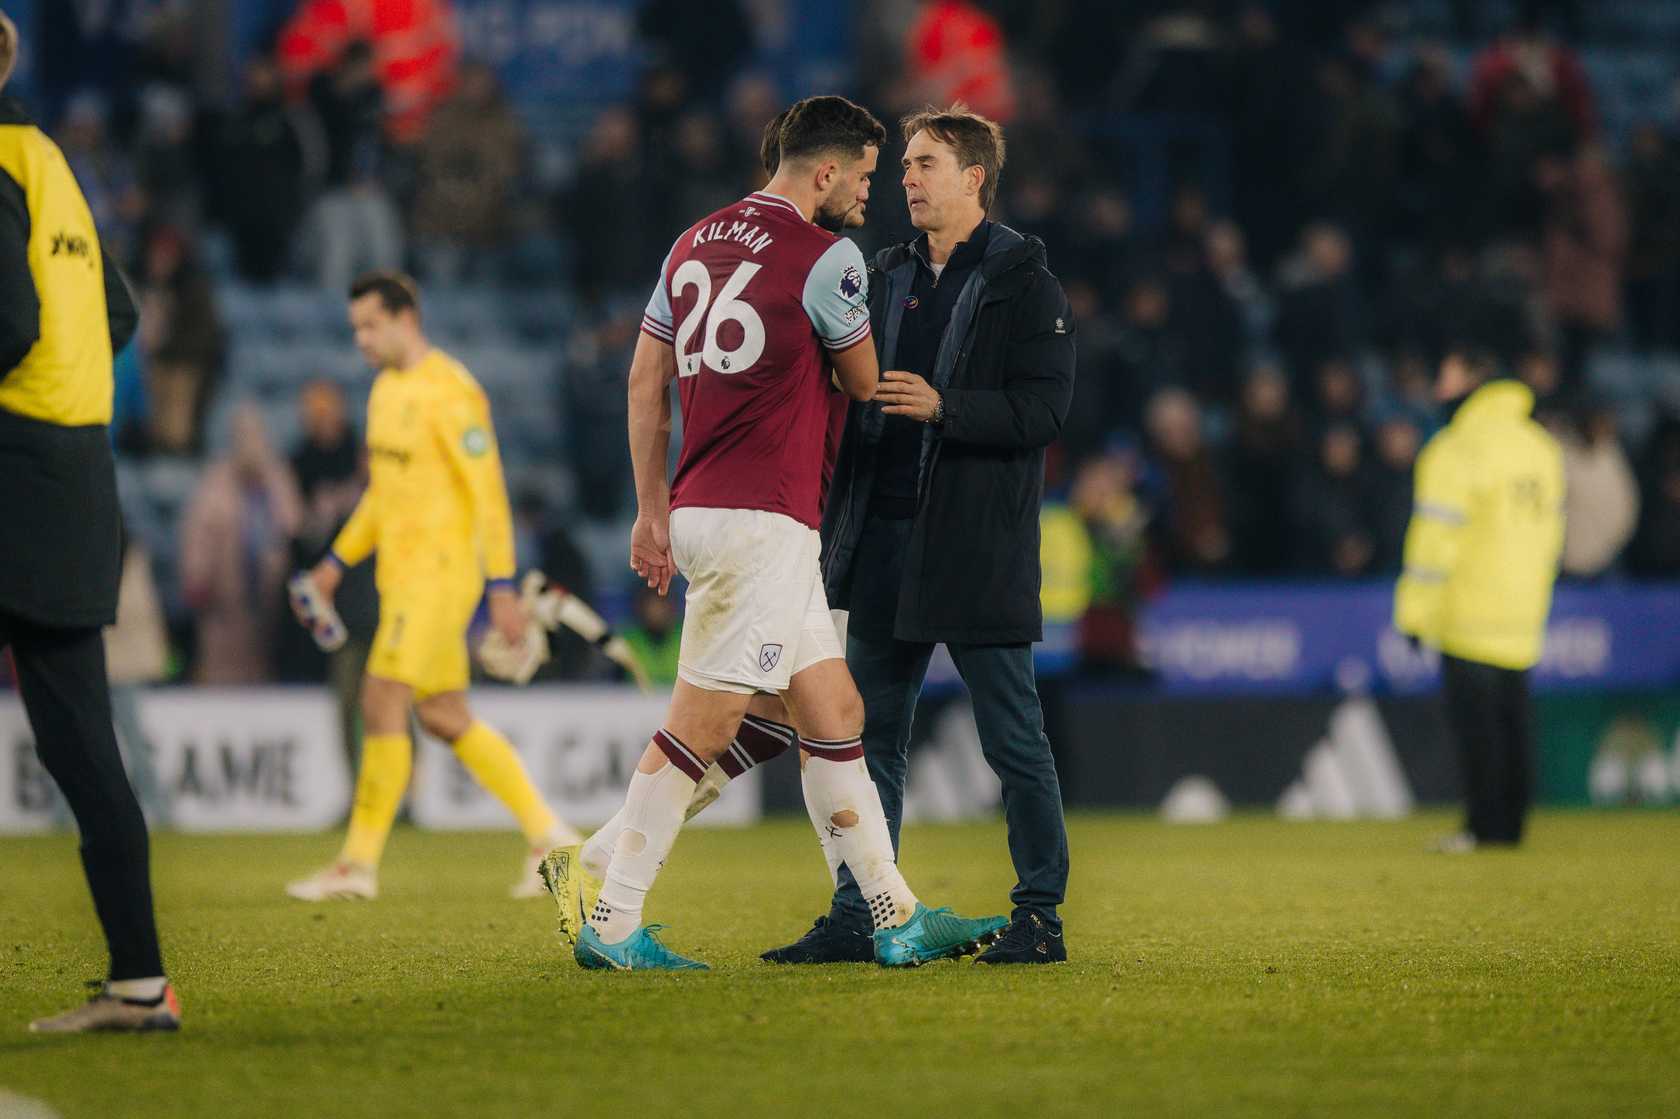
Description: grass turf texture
xmin=3 ymin=811 xmax=1679 ymax=1117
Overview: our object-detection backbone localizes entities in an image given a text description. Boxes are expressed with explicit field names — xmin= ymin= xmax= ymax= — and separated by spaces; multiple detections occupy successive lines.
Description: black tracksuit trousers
xmin=3 ymin=609 xmax=163 ymax=979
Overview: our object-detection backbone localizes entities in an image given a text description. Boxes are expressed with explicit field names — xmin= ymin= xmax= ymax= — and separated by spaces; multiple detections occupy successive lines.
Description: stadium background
xmin=2 ymin=0 xmax=1679 ymax=832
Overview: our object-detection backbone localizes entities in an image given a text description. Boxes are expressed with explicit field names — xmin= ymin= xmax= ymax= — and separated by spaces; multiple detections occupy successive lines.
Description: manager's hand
xmin=876 ymin=370 xmax=942 ymax=423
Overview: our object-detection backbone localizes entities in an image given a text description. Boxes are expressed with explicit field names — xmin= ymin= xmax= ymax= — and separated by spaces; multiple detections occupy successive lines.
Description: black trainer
xmin=760 ymin=915 xmax=874 ymax=964
xmin=974 ymin=913 xmax=1066 ymax=964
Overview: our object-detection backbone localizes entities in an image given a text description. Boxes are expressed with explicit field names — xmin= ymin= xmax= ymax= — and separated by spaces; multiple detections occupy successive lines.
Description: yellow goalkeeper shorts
xmin=366 ymin=590 xmax=480 ymax=699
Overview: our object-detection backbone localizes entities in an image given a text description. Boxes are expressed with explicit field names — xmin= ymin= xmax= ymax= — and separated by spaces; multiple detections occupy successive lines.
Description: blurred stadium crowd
xmin=21 ymin=0 xmax=1680 ymax=684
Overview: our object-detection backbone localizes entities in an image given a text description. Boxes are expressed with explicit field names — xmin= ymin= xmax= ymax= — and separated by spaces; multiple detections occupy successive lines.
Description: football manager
xmin=764 ymin=103 xmax=1076 ymax=965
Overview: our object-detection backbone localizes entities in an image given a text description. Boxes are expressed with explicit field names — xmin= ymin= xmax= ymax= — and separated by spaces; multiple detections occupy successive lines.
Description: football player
xmin=285 ymin=272 xmax=580 ymax=902
xmin=544 ymin=98 xmax=1004 ymax=970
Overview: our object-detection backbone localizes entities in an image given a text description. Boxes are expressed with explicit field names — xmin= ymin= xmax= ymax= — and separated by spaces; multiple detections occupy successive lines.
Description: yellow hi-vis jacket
xmin=1394 ymin=380 xmax=1564 ymax=671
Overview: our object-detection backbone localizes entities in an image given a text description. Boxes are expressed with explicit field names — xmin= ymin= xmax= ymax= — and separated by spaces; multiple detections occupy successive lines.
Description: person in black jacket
xmin=0 ymin=14 xmax=178 ymax=1033
xmin=764 ymin=105 xmax=1076 ymax=965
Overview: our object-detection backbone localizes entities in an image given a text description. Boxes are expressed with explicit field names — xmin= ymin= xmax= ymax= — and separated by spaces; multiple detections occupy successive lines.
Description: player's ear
xmin=967 ymin=163 xmax=985 ymax=200
xmin=815 ymin=159 xmax=838 ymax=194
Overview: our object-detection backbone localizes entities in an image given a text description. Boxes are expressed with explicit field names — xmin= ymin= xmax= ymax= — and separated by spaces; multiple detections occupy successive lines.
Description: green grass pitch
xmin=3 ymin=811 xmax=1679 ymax=1117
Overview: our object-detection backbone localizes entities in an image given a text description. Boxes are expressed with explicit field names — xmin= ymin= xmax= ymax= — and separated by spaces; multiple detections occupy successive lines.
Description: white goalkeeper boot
xmin=286 ymin=860 xmax=378 ymax=902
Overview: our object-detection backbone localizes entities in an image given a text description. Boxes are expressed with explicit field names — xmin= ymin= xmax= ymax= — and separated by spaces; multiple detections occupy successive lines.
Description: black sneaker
xmin=974 ymin=913 xmax=1066 ymax=965
xmin=760 ymin=915 xmax=874 ymax=964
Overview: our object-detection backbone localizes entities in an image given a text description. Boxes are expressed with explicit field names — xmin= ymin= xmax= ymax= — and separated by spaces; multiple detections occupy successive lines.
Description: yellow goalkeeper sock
xmin=451 ymin=721 xmax=559 ymax=844
xmin=341 ymin=733 xmax=412 ymax=867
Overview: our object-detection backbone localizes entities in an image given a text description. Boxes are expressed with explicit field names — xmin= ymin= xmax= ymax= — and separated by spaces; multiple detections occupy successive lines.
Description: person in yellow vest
xmin=0 ymin=13 xmax=180 ymax=1032
xmin=1394 ymin=344 xmax=1565 ymax=852
xmin=285 ymin=271 xmax=581 ymax=901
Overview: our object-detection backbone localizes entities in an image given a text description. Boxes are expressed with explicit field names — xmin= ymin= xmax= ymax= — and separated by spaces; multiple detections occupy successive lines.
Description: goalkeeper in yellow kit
xmin=286 ymin=271 xmax=579 ymax=901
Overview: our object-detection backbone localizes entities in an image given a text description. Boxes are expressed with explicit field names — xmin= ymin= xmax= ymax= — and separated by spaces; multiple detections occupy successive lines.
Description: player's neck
xmin=393 ymin=336 xmax=432 ymax=372
xmin=925 ymin=210 xmax=986 ymax=267
xmin=759 ymin=173 xmax=816 ymax=222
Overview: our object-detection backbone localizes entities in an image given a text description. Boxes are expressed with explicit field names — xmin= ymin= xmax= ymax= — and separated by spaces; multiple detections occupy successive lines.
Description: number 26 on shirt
xmin=672 ymin=260 xmax=765 ymax=377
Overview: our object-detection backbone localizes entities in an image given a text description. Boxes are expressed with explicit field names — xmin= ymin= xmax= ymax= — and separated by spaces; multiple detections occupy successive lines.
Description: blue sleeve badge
xmin=462 ymin=426 xmax=490 ymax=457
xmin=838 ymin=264 xmax=864 ymax=302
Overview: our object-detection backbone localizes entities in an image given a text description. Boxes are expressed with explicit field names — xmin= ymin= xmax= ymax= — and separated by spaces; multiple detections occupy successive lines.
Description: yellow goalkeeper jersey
xmin=330 ymin=348 xmax=516 ymax=597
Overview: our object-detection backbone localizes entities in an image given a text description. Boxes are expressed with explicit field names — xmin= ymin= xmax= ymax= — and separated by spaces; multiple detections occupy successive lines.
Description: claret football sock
xmin=589 ymin=731 xmax=700 ymax=945
xmin=719 ymin=715 xmax=796 ymax=779
xmin=585 ymin=716 xmax=796 ymax=879
xmin=580 ymin=809 xmax=621 ymax=881
xmin=799 ymin=737 xmax=918 ymax=930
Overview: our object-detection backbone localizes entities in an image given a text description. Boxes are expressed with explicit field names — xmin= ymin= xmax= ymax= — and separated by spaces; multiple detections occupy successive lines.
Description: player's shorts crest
xmin=668 ymin=508 xmax=839 ymax=694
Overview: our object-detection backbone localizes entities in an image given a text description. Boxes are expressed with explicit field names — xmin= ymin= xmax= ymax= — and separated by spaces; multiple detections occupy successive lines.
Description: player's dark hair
xmin=349 ymin=270 xmax=420 ymax=317
xmin=900 ymin=102 xmax=1007 ymax=212
xmin=760 ymin=108 xmax=789 ymax=176
xmin=777 ymin=96 xmax=885 ymax=167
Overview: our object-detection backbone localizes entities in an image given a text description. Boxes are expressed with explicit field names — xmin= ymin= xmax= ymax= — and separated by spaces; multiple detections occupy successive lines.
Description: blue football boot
xmin=873 ymin=904 xmax=1009 ymax=967
xmin=575 ymin=923 xmax=709 ymax=971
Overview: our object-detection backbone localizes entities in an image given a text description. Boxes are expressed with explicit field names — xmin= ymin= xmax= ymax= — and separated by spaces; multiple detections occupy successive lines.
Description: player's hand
xmin=289 ymin=564 xmax=348 ymax=651
xmin=876 ymin=371 xmax=941 ymax=422
xmin=290 ymin=560 xmax=342 ymax=627
xmin=630 ymin=512 xmax=674 ymax=596
xmin=488 ymin=587 xmax=528 ymax=646
xmin=310 ymin=560 xmax=343 ymax=600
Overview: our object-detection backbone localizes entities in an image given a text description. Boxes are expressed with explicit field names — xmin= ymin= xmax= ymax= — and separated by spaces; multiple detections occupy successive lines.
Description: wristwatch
xmin=930 ymin=393 xmax=944 ymax=425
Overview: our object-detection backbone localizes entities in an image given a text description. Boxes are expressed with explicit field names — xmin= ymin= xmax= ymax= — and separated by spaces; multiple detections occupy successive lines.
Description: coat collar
xmin=881 ymin=221 xmax=1045 ymax=284
xmin=910 ymin=219 xmax=991 ymax=274
xmin=1454 ymin=379 xmax=1534 ymax=426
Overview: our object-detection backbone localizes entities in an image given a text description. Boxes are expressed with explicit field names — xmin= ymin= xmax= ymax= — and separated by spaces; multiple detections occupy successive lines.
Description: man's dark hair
xmin=1441 ymin=295 xmax=1525 ymax=379
xmin=1445 ymin=344 xmax=1503 ymax=382
xmin=777 ymin=96 xmax=885 ymax=167
xmin=349 ymin=270 xmax=420 ymax=317
xmin=760 ymin=108 xmax=789 ymax=176
xmin=900 ymin=102 xmax=1007 ymax=212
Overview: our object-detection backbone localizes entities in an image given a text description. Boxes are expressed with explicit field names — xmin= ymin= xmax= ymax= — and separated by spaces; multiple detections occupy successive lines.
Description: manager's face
xmin=902 ymin=129 xmax=974 ymax=235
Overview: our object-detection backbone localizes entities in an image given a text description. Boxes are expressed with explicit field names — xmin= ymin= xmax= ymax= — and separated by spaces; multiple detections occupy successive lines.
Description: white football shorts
xmin=669 ymin=507 xmax=843 ymax=695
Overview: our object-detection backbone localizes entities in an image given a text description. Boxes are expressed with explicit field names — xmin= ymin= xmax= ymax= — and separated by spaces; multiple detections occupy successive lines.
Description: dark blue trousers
xmin=828 ymin=518 xmax=1069 ymax=930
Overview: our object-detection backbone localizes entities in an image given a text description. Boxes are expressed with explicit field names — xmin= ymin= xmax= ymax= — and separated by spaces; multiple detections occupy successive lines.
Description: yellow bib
xmin=0 ymin=121 xmax=112 ymax=426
